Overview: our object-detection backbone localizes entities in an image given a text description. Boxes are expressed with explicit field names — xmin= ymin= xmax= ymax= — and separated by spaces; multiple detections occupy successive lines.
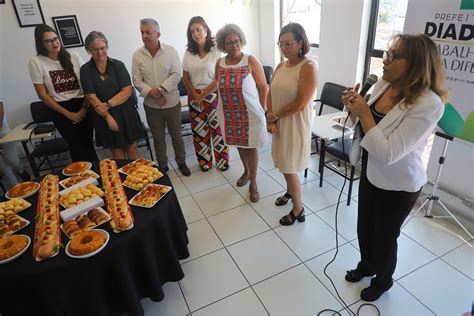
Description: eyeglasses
xmin=43 ymin=37 xmax=60 ymax=46
xmin=277 ymin=40 xmax=297 ymax=48
xmin=383 ymin=50 xmax=403 ymax=64
xmin=91 ymin=46 xmax=108 ymax=53
xmin=224 ymin=39 xmax=240 ymax=47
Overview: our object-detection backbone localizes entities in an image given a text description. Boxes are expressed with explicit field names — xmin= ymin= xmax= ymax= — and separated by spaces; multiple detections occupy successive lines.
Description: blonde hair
xmin=391 ymin=33 xmax=448 ymax=109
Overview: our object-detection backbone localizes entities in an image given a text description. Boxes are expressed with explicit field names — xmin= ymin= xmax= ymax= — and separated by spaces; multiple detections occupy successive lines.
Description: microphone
xmin=359 ymin=74 xmax=378 ymax=97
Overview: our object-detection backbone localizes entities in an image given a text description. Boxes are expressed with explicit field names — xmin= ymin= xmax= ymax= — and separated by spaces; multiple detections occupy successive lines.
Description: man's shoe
xmin=360 ymin=279 xmax=393 ymax=301
xmin=345 ymin=269 xmax=373 ymax=283
xmin=178 ymin=164 xmax=191 ymax=176
xmin=159 ymin=165 xmax=169 ymax=173
xmin=19 ymin=170 xmax=31 ymax=181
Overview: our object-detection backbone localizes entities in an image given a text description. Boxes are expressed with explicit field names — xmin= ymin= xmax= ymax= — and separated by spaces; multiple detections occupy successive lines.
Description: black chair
xmin=263 ymin=66 xmax=273 ymax=85
xmin=310 ymin=82 xmax=359 ymax=205
xmin=178 ymin=78 xmax=192 ymax=136
xmin=131 ymin=89 xmax=154 ymax=161
xmin=25 ymin=101 xmax=70 ymax=177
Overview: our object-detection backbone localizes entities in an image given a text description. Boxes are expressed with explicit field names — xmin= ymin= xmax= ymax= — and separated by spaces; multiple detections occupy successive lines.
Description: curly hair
xmin=34 ymin=24 xmax=74 ymax=73
xmin=215 ymin=23 xmax=247 ymax=51
xmin=186 ymin=16 xmax=215 ymax=55
xmin=390 ymin=33 xmax=448 ymax=108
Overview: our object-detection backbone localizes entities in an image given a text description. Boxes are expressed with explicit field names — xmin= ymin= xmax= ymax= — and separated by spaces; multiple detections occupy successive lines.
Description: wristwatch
xmin=106 ymin=101 xmax=113 ymax=108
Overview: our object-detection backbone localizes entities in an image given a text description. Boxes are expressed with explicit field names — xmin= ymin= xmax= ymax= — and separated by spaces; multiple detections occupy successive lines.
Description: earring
xmin=298 ymin=49 xmax=303 ymax=56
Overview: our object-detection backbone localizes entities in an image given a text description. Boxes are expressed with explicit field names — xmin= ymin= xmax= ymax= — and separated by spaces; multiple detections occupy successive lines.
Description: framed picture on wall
xmin=12 ymin=0 xmax=45 ymax=27
xmin=51 ymin=15 xmax=84 ymax=48
xmin=0 ymin=0 xmax=6 ymax=5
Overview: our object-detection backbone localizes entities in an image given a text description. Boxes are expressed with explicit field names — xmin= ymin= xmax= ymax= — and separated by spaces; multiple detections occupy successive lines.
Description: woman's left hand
xmin=94 ymin=102 xmax=108 ymax=115
xmin=266 ymin=112 xmax=278 ymax=123
xmin=267 ymin=122 xmax=277 ymax=134
xmin=105 ymin=115 xmax=119 ymax=132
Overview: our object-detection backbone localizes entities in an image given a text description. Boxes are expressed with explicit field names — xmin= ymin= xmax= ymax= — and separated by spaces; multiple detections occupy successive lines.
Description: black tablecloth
xmin=0 ymin=160 xmax=189 ymax=316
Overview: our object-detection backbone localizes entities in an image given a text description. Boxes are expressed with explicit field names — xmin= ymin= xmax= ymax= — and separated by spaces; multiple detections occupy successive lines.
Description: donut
xmin=68 ymin=231 xmax=106 ymax=256
xmin=0 ymin=235 xmax=28 ymax=260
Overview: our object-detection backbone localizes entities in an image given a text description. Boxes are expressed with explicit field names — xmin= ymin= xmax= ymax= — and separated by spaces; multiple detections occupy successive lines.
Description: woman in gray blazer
xmin=342 ymin=33 xmax=446 ymax=301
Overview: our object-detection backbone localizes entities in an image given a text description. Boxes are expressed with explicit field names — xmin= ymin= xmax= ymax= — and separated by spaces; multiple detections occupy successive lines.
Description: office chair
xmin=310 ymin=82 xmax=359 ymax=205
xmin=263 ymin=66 xmax=273 ymax=85
xmin=26 ymin=101 xmax=70 ymax=177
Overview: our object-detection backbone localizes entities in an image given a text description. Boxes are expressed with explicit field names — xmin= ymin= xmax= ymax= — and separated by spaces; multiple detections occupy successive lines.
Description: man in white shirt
xmin=0 ymin=97 xmax=31 ymax=189
xmin=132 ymin=18 xmax=190 ymax=176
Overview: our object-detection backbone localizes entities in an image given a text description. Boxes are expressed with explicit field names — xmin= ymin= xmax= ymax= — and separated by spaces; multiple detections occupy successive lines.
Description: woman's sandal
xmin=236 ymin=174 xmax=250 ymax=187
xmin=275 ymin=192 xmax=292 ymax=206
xmin=279 ymin=208 xmax=305 ymax=226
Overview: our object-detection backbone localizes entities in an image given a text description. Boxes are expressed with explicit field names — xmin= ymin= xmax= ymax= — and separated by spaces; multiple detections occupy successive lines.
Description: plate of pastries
xmin=0 ymin=199 xmax=31 ymax=217
xmin=60 ymin=170 xmax=100 ymax=189
xmin=0 ymin=213 xmax=30 ymax=238
xmin=6 ymin=181 xmax=40 ymax=199
xmin=0 ymin=235 xmax=31 ymax=264
xmin=129 ymin=184 xmax=172 ymax=208
xmin=59 ymin=184 xmax=105 ymax=209
xmin=122 ymin=165 xmax=162 ymax=191
xmin=63 ymin=161 xmax=92 ymax=176
xmin=118 ymin=158 xmax=155 ymax=175
xmin=66 ymin=229 xmax=109 ymax=258
xmin=61 ymin=208 xmax=111 ymax=239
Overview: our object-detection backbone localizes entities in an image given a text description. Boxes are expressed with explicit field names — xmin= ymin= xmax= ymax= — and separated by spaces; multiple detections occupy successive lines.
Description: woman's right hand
xmin=267 ymin=122 xmax=277 ymax=134
xmin=65 ymin=111 xmax=82 ymax=124
xmin=105 ymin=115 xmax=119 ymax=132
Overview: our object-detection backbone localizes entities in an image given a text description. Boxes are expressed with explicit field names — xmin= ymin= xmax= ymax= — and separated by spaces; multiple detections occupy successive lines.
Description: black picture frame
xmin=51 ymin=15 xmax=84 ymax=48
xmin=12 ymin=0 xmax=45 ymax=27
xmin=0 ymin=0 xmax=6 ymax=5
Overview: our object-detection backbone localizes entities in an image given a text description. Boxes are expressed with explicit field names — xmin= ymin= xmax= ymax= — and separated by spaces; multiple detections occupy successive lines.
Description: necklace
xmin=95 ymin=63 xmax=107 ymax=77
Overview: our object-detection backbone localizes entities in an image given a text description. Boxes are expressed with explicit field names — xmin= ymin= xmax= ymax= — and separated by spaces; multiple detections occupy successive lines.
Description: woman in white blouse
xmin=28 ymin=24 xmax=98 ymax=162
xmin=182 ymin=16 xmax=229 ymax=172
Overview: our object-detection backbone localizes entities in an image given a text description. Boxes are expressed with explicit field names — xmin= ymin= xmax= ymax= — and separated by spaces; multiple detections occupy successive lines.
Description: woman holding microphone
xmin=343 ymin=33 xmax=446 ymax=301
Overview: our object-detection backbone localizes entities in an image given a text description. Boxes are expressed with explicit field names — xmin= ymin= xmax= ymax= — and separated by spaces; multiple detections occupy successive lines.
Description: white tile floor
xmin=137 ymin=135 xmax=472 ymax=316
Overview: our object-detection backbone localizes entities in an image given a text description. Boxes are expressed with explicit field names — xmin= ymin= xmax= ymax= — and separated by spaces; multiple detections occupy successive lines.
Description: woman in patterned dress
xmin=182 ymin=16 xmax=229 ymax=172
xmin=215 ymin=24 xmax=268 ymax=202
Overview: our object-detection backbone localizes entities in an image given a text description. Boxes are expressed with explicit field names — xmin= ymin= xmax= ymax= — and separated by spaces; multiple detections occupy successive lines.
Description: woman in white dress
xmin=267 ymin=23 xmax=318 ymax=225
xmin=182 ymin=16 xmax=229 ymax=172
xmin=215 ymin=24 xmax=268 ymax=202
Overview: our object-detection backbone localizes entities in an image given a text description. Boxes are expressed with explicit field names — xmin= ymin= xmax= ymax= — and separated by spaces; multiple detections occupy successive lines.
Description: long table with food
xmin=0 ymin=159 xmax=189 ymax=316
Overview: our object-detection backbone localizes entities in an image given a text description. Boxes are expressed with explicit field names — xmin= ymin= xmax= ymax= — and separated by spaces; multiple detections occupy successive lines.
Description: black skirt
xmin=93 ymin=100 xmax=143 ymax=149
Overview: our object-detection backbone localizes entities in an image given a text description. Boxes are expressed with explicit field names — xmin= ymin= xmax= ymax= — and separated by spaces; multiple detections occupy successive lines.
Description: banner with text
xmin=404 ymin=0 xmax=474 ymax=142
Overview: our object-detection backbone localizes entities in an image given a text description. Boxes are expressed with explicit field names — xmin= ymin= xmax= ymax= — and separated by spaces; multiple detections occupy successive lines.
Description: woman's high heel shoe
xmin=275 ymin=192 xmax=292 ymax=206
xmin=279 ymin=208 xmax=305 ymax=226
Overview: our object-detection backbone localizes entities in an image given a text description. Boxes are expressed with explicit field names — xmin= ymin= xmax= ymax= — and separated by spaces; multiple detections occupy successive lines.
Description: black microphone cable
xmin=316 ymin=115 xmax=380 ymax=316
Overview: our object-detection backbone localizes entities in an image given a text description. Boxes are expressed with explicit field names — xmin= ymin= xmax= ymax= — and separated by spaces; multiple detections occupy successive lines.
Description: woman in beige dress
xmin=266 ymin=23 xmax=318 ymax=225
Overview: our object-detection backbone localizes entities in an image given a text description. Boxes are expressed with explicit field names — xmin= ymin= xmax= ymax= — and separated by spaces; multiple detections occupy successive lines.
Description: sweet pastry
xmin=76 ymin=214 xmax=95 ymax=231
xmin=0 ymin=223 xmax=9 ymax=237
xmin=6 ymin=181 xmax=39 ymax=198
xmin=63 ymin=161 xmax=91 ymax=175
xmin=61 ymin=171 xmax=99 ymax=188
xmin=100 ymin=159 xmax=134 ymax=232
xmin=0 ymin=199 xmax=31 ymax=214
xmin=68 ymin=230 xmax=106 ymax=256
xmin=131 ymin=184 xmax=171 ymax=208
xmin=0 ymin=235 xmax=29 ymax=260
xmin=87 ymin=208 xmax=108 ymax=225
xmin=62 ymin=220 xmax=81 ymax=238
xmin=33 ymin=174 xmax=60 ymax=260
xmin=121 ymin=158 xmax=154 ymax=174
xmin=123 ymin=165 xmax=162 ymax=190
xmin=59 ymin=184 xmax=105 ymax=209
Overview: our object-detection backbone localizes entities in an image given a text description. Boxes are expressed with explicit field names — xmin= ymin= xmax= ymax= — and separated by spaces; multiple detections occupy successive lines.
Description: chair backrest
xmin=317 ymin=82 xmax=346 ymax=115
xmin=30 ymin=101 xmax=55 ymax=123
xmin=263 ymin=66 xmax=273 ymax=85
xmin=178 ymin=78 xmax=188 ymax=96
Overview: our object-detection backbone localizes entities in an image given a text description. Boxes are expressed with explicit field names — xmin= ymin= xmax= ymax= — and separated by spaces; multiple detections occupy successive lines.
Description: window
xmin=364 ymin=0 xmax=409 ymax=81
xmin=281 ymin=0 xmax=321 ymax=64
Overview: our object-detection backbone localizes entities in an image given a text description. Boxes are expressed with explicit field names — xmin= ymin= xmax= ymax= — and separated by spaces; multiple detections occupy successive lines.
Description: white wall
xmin=0 ymin=0 xmax=261 ymax=126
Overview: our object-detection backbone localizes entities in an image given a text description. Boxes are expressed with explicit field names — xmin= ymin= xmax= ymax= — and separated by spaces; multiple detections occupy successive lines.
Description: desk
xmin=311 ymin=112 xmax=353 ymax=186
xmin=0 ymin=123 xmax=53 ymax=178
xmin=0 ymin=160 xmax=189 ymax=316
